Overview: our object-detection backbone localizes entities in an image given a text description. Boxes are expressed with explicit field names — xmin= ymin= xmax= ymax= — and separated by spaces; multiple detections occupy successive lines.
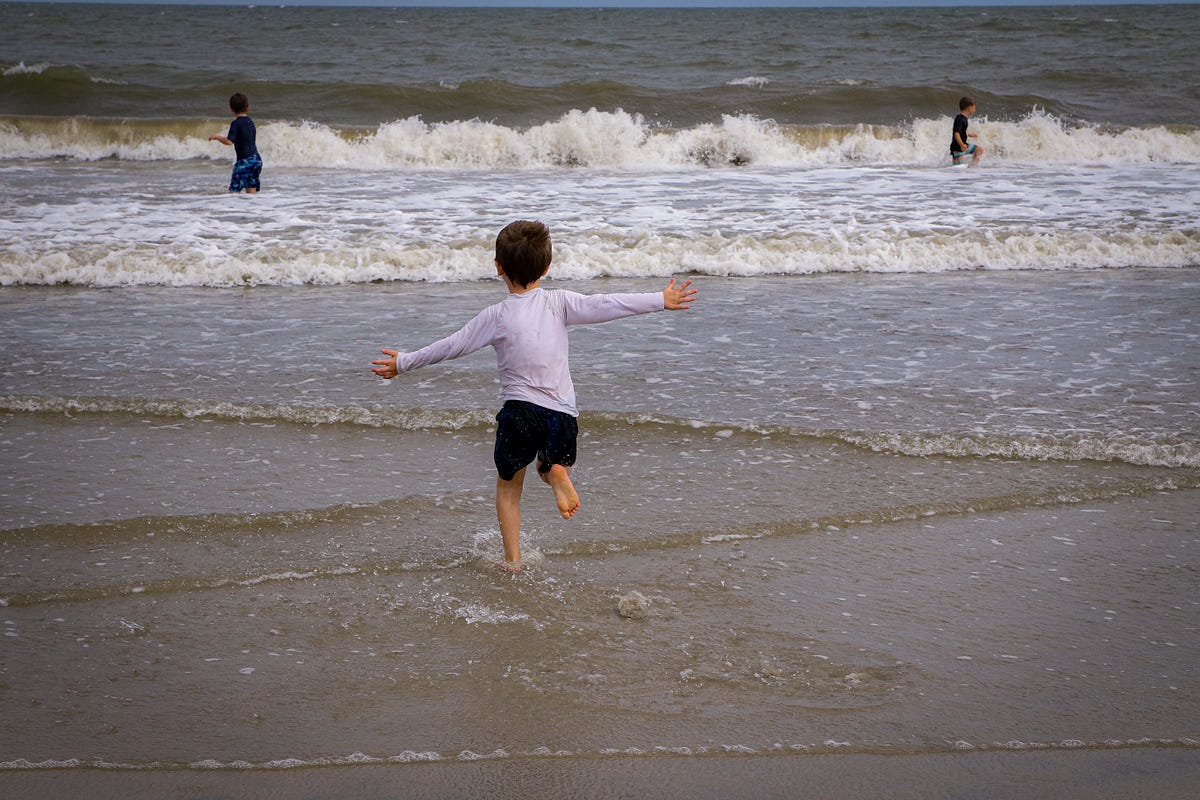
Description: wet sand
xmin=3 ymin=277 xmax=1197 ymax=794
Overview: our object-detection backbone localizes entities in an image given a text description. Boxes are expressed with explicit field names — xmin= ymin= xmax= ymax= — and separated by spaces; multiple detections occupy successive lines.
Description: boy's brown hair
xmin=230 ymin=93 xmax=250 ymax=114
xmin=495 ymin=220 xmax=552 ymax=287
xmin=959 ymin=96 xmax=975 ymax=111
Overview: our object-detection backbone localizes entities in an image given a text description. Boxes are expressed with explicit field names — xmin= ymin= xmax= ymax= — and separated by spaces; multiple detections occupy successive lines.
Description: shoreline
xmin=2 ymin=748 xmax=1198 ymax=800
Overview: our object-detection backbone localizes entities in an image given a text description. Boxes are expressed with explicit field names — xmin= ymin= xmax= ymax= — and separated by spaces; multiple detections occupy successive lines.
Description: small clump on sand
xmin=617 ymin=590 xmax=650 ymax=619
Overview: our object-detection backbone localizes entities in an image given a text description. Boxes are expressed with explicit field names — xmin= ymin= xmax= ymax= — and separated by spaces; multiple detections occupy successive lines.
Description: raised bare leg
xmin=541 ymin=463 xmax=579 ymax=519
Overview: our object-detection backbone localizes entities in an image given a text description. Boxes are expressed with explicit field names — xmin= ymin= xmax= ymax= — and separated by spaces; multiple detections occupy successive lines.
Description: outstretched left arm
xmin=559 ymin=279 xmax=697 ymax=325
xmin=662 ymin=277 xmax=696 ymax=310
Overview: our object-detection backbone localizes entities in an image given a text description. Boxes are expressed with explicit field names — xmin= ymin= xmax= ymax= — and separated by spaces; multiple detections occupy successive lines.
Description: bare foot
xmin=546 ymin=464 xmax=580 ymax=519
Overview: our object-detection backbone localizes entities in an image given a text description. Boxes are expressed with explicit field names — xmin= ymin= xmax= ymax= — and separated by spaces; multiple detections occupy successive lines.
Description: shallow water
xmin=2 ymin=273 xmax=1198 ymax=772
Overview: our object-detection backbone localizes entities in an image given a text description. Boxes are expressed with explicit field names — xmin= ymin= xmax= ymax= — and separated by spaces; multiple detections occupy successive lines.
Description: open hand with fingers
xmin=371 ymin=349 xmax=399 ymax=379
xmin=663 ymin=278 xmax=697 ymax=310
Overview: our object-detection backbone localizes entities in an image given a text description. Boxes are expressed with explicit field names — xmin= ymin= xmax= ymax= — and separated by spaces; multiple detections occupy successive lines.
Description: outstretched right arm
xmin=371 ymin=305 xmax=499 ymax=380
xmin=371 ymin=349 xmax=400 ymax=379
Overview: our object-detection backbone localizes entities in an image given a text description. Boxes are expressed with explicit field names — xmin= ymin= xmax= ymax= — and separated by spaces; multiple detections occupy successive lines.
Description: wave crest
xmin=3 ymin=227 xmax=1196 ymax=287
xmin=2 ymin=110 xmax=1196 ymax=168
xmin=0 ymin=394 xmax=493 ymax=431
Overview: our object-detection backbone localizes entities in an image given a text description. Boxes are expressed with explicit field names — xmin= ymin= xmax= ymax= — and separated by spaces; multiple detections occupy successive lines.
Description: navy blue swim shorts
xmin=229 ymin=154 xmax=262 ymax=192
xmin=494 ymin=400 xmax=578 ymax=481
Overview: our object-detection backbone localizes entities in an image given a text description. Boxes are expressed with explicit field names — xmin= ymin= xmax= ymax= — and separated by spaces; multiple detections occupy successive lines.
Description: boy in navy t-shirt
xmin=209 ymin=92 xmax=262 ymax=193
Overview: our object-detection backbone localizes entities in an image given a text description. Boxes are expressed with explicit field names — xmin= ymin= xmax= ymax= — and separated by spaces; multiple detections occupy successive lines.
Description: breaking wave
xmin=2 ymin=110 xmax=1197 ymax=168
xmin=3 ymin=227 xmax=1198 ymax=288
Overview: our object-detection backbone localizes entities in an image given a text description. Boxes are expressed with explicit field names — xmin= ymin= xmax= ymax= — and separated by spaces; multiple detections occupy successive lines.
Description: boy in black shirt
xmin=951 ymin=96 xmax=983 ymax=166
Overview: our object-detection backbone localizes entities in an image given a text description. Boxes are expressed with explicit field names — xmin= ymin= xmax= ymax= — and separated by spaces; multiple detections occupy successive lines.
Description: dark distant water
xmin=3 ymin=3 xmax=1198 ymax=126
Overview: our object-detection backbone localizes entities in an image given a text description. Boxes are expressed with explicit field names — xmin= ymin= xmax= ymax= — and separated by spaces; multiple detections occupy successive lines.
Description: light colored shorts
xmin=951 ymin=144 xmax=978 ymax=162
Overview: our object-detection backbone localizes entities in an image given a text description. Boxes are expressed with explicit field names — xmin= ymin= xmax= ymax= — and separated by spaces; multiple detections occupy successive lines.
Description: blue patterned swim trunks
xmin=229 ymin=154 xmax=262 ymax=192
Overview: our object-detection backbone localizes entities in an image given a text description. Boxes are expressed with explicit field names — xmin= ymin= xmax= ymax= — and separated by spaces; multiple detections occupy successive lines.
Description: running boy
xmin=371 ymin=220 xmax=697 ymax=568
xmin=209 ymin=92 xmax=262 ymax=193
xmin=951 ymin=96 xmax=984 ymax=166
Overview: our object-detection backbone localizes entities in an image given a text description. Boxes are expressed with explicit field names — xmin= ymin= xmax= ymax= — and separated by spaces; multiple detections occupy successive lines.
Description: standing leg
xmin=247 ymin=157 xmax=261 ymax=193
xmin=496 ymin=467 xmax=526 ymax=565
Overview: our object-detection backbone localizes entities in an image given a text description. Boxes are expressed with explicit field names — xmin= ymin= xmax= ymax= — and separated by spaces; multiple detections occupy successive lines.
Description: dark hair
xmin=495 ymin=220 xmax=552 ymax=287
xmin=959 ymin=96 xmax=975 ymax=111
xmin=230 ymin=93 xmax=250 ymax=114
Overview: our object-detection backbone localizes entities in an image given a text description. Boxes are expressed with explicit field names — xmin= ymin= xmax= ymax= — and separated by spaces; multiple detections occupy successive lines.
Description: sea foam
xmin=4 ymin=394 xmax=1196 ymax=469
xmin=2 ymin=109 xmax=1196 ymax=288
xmin=2 ymin=736 xmax=1196 ymax=771
xmin=3 ymin=226 xmax=1196 ymax=288
xmin=2 ymin=110 xmax=1197 ymax=168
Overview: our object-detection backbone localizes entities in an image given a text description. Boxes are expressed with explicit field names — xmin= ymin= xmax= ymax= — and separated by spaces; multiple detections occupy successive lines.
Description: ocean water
xmin=1 ymin=2 xmax=1199 ymax=793
xmin=2 ymin=4 xmax=1199 ymax=287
